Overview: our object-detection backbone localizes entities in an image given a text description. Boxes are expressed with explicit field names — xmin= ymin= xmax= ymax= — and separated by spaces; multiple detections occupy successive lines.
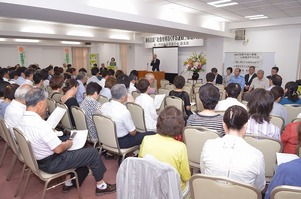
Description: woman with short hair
xmin=247 ymin=88 xmax=280 ymax=139
xmin=139 ymin=106 xmax=191 ymax=192
xmin=169 ymin=75 xmax=192 ymax=116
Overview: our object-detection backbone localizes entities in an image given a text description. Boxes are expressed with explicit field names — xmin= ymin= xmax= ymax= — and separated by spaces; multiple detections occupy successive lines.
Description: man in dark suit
xmin=150 ymin=54 xmax=160 ymax=71
xmin=244 ymin=66 xmax=257 ymax=92
xmin=211 ymin=68 xmax=223 ymax=84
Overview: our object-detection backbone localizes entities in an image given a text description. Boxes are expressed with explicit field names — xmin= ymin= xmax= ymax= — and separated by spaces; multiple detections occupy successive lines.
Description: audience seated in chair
xmin=80 ymin=82 xmax=102 ymax=142
xmin=0 ymin=84 xmax=19 ymax=118
xmin=215 ymin=83 xmax=247 ymax=111
xmin=87 ymin=67 xmax=101 ymax=85
xmin=139 ymin=106 xmax=191 ymax=191
xmin=281 ymin=121 xmax=301 ymax=154
xmin=145 ymin=73 xmax=156 ymax=94
xmin=187 ymin=83 xmax=225 ymax=137
xmin=211 ymin=67 xmax=223 ymax=84
xmin=48 ymin=75 xmax=64 ymax=103
xmin=17 ymin=87 xmax=116 ymax=195
xmin=265 ymin=122 xmax=301 ymax=199
xmin=100 ymin=84 xmax=154 ymax=148
xmin=135 ymin=78 xmax=158 ymax=132
xmin=247 ymin=88 xmax=280 ymax=140
xmin=75 ymin=72 xmax=87 ymax=104
xmin=169 ymin=75 xmax=193 ymax=116
xmin=128 ymin=73 xmax=137 ymax=94
xmin=279 ymin=81 xmax=301 ymax=105
xmin=117 ymin=74 xmax=135 ymax=103
xmin=270 ymin=86 xmax=287 ymax=125
xmin=61 ymin=78 xmax=79 ymax=127
xmin=4 ymin=84 xmax=32 ymax=129
xmin=223 ymin=67 xmax=233 ymax=85
xmin=100 ymin=77 xmax=117 ymax=100
xmin=201 ymin=105 xmax=266 ymax=192
xmin=267 ymin=74 xmax=282 ymax=91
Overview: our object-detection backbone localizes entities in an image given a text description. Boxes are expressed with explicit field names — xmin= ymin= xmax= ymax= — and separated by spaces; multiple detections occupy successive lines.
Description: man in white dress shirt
xmin=215 ymin=83 xmax=247 ymax=111
xmin=135 ymin=78 xmax=157 ymax=132
xmin=4 ymin=84 xmax=32 ymax=129
xmin=201 ymin=105 xmax=265 ymax=191
xmin=87 ymin=67 xmax=101 ymax=85
xmin=101 ymin=84 xmax=154 ymax=148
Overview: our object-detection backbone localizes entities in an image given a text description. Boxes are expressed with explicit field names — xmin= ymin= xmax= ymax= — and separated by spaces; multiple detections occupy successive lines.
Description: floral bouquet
xmin=184 ymin=52 xmax=206 ymax=73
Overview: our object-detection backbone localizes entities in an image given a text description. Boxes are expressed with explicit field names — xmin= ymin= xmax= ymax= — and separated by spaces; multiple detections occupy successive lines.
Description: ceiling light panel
xmin=207 ymin=0 xmax=238 ymax=8
xmin=15 ymin=39 xmax=40 ymax=43
xmin=61 ymin=41 xmax=81 ymax=45
xmin=21 ymin=27 xmax=55 ymax=34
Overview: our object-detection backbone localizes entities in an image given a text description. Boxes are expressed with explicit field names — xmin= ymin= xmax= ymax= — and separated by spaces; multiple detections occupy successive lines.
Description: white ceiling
xmin=0 ymin=0 xmax=300 ymax=44
xmin=142 ymin=0 xmax=301 ymax=22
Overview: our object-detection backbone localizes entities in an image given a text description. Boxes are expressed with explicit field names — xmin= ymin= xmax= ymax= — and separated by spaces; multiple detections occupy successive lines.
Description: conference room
xmin=0 ymin=0 xmax=301 ymax=199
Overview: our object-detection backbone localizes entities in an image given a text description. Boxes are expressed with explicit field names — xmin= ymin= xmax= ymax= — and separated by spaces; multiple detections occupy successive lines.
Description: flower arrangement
xmin=184 ymin=52 xmax=206 ymax=73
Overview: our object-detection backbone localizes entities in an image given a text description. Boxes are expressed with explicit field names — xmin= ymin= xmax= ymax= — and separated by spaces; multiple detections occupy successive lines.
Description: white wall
xmin=224 ymin=25 xmax=301 ymax=86
xmin=90 ymin=43 xmax=120 ymax=67
xmin=0 ymin=44 xmax=71 ymax=68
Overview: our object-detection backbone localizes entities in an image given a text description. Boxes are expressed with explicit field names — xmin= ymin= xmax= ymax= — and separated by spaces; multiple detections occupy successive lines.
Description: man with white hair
xmin=101 ymin=84 xmax=154 ymax=148
xmin=18 ymin=87 xmax=116 ymax=195
xmin=247 ymin=70 xmax=269 ymax=92
xmin=4 ymin=84 xmax=32 ymax=129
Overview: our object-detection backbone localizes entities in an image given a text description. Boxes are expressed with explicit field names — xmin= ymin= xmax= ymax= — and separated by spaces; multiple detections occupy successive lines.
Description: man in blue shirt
xmin=229 ymin=68 xmax=245 ymax=89
xmin=265 ymin=158 xmax=301 ymax=199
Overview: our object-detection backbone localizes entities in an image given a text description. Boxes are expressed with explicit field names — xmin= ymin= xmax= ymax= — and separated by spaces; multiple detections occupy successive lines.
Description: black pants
xmin=118 ymin=131 xmax=155 ymax=149
xmin=38 ymin=148 xmax=106 ymax=184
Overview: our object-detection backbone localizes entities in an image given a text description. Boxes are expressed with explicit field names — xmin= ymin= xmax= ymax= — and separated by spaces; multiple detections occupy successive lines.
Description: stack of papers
xmin=68 ymin=130 xmax=88 ymax=151
xmin=276 ymin=152 xmax=299 ymax=166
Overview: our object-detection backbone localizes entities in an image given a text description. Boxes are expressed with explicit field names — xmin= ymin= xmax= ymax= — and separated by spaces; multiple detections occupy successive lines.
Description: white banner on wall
xmin=145 ymin=35 xmax=204 ymax=48
xmin=224 ymin=52 xmax=276 ymax=76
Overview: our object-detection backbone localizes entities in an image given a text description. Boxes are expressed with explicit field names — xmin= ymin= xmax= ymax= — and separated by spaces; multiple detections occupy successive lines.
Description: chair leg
xmin=0 ymin=143 xmax=8 ymax=167
xmin=41 ymin=180 xmax=50 ymax=199
xmin=14 ymin=163 xmax=26 ymax=197
xmin=6 ymin=154 xmax=17 ymax=181
xmin=20 ymin=169 xmax=31 ymax=199
xmin=74 ymin=171 xmax=82 ymax=199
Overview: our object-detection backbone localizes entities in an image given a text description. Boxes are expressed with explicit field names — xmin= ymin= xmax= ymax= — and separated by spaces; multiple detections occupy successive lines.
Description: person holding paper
xmin=135 ymin=78 xmax=157 ymax=132
xmin=265 ymin=123 xmax=301 ymax=199
xmin=18 ymin=87 xmax=116 ymax=195
xmin=101 ymin=84 xmax=155 ymax=148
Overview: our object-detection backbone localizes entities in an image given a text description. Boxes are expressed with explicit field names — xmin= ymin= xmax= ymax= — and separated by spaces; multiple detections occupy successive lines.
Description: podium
xmin=137 ymin=70 xmax=165 ymax=88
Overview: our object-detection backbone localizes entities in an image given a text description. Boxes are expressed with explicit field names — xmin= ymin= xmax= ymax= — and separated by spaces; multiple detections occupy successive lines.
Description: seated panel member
xmin=18 ymin=87 xmax=116 ymax=195
xmin=101 ymin=84 xmax=154 ymax=148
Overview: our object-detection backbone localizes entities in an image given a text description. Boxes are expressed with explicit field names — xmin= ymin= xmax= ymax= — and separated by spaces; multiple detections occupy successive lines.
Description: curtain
xmin=72 ymin=47 xmax=89 ymax=71
xmin=120 ymin=44 xmax=127 ymax=73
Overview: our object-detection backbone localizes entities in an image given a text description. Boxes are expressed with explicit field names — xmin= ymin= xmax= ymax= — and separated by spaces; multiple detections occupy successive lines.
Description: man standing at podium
xmin=151 ymin=54 xmax=160 ymax=71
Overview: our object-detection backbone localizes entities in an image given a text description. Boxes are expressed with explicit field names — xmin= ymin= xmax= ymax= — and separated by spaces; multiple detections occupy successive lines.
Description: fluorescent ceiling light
xmin=21 ymin=27 xmax=55 ymax=34
xmin=214 ymin=2 xmax=238 ymax=7
xmin=207 ymin=0 xmax=238 ymax=7
xmin=109 ymin=35 xmax=130 ymax=40
xmin=15 ymin=39 xmax=40 ymax=43
xmin=61 ymin=41 xmax=81 ymax=45
xmin=0 ymin=38 xmax=6 ymax=41
xmin=249 ymin=16 xmax=268 ymax=20
xmin=208 ymin=0 xmax=231 ymax=6
xmin=67 ymin=31 xmax=93 ymax=37
xmin=245 ymin=15 xmax=264 ymax=18
xmin=245 ymin=15 xmax=268 ymax=20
